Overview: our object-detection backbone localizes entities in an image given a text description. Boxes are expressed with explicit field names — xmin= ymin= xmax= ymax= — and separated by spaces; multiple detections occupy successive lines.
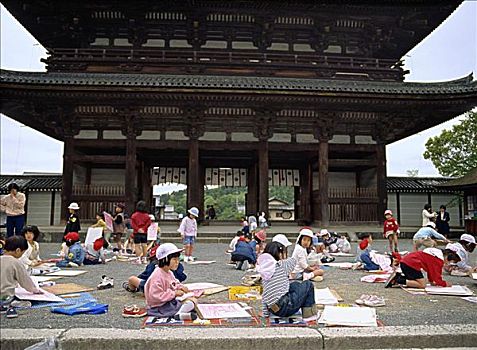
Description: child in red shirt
xmin=131 ymin=201 xmax=152 ymax=263
xmin=383 ymin=210 xmax=399 ymax=253
xmin=385 ymin=248 xmax=460 ymax=289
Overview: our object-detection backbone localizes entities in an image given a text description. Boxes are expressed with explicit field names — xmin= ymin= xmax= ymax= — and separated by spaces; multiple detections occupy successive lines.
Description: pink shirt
xmin=144 ymin=267 xmax=183 ymax=308
xmin=177 ymin=216 xmax=197 ymax=237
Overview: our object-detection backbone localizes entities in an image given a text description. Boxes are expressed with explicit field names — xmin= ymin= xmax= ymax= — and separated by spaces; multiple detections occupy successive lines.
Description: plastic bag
xmin=51 ymin=302 xmax=108 ymax=316
xmin=25 ymin=337 xmax=60 ymax=350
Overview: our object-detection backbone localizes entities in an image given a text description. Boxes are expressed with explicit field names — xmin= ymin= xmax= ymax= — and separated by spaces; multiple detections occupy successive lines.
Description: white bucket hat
xmin=156 ymin=243 xmax=183 ymax=260
xmin=272 ymin=234 xmax=292 ymax=247
xmin=68 ymin=202 xmax=80 ymax=210
xmin=318 ymin=229 xmax=329 ymax=237
xmin=460 ymin=234 xmax=476 ymax=244
xmin=296 ymin=228 xmax=314 ymax=243
xmin=188 ymin=207 xmax=199 ymax=217
xmin=423 ymin=248 xmax=444 ymax=261
xmin=426 ymin=222 xmax=436 ymax=229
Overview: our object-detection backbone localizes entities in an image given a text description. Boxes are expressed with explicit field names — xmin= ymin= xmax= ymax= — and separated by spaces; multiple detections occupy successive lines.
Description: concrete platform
xmin=2 ymin=325 xmax=477 ymax=350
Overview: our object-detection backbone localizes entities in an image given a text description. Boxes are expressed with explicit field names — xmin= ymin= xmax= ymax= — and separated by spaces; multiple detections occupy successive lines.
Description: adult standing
xmin=421 ymin=204 xmax=437 ymax=227
xmin=0 ymin=183 xmax=26 ymax=237
xmin=209 ymin=205 xmax=216 ymax=220
xmin=435 ymin=205 xmax=451 ymax=236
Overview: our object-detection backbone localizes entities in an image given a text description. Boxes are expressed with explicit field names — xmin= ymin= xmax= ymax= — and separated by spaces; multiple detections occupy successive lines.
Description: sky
xmin=1 ymin=2 xmax=476 ymax=185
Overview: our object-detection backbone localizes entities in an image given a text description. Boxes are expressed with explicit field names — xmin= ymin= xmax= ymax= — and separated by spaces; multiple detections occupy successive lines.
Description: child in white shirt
xmin=291 ymin=228 xmax=324 ymax=282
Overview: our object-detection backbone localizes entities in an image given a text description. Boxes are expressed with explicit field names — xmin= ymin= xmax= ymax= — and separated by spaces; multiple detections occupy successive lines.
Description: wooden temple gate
xmin=1 ymin=1 xmax=476 ymax=225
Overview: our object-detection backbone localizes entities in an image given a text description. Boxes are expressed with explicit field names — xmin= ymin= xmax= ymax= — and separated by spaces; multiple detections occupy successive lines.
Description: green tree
xmin=423 ymin=111 xmax=477 ymax=177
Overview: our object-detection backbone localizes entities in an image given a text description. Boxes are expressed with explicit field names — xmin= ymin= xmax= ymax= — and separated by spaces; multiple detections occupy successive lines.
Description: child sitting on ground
xmin=144 ymin=243 xmax=196 ymax=319
xmin=291 ymin=228 xmax=324 ymax=282
xmin=1 ymin=236 xmax=42 ymax=318
xmin=56 ymin=232 xmax=85 ymax=267
xmin=383 ymin=209 xmax=400 ymax=253
xmin=227 ymin=231 xmax=243 ymax=254
xmin=19 ymin=225 xmax=42 ymax=273
xmin=413 ymin=222 xmax=449 ymax=251
xmin=386 ymin=248 xmax=460 ymax=289
xmin=84 ymin=237 xmax=109 ymax=265
xmin=252 ymin=229 xmax=267 ymax=255
xmin=445 ymin=234 xmax=476 ymax=276
xmin=257 ymin=241 xmax=317 ymax=319
xmin=231 ymin=233 xmax=257 ymax=270
xmin=123 ymin=245 xmax=187 ymax=293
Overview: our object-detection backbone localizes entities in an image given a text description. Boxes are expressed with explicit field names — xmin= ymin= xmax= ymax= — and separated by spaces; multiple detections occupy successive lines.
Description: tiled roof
xmin=437 ymin=168 xmax=477 ymax=189
xmin=387 ymin=177 xmax=457 ymax=193
xmin=1 ymin=70 xmax=476 ymax=95
xmin=0 ymin=175 xmax=62 ymax=194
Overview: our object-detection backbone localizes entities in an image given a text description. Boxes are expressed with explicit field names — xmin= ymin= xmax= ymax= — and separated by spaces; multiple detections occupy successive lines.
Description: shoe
xmin=0 ymin=304 xmax=8 ymax=314
xmin=302 ymin=305 xmax=318 ymax=319
xmin=131 ymin=258 xmax=142 ymax=265
xmin=11 ymin=300 xmax=31 ymax=308
xmin=385 ymin=271 xmax=399 ymax=288
xmin=6 ymin=307 xmax=18 ymax=318
xmin=310 ymin=275 xmax=323 ymax=282
xmin=450 ymin=270 xmax=469 ymax=277
xmin=67 ymin=262 xmax=79 ymax=268
xmin=113 ymin=248 xmax=119 ymax=252
xmin=351 ymin=262 xmax=363 ymax=270
xmin=242 ymin=261 xmax=250 ymax=271
xmin=98 ymin=275 xmax=114 ymax=290
xmin=174 ymin=311 xmax=198 ymax=321
xmin=355 ymin=294 xmax=371 ymax=305
xmin=122 ymin=281 xmax=138 ymax=293
xmin=122 ymin=305 xmax=147 ymax=318
xmin=126 ymin=249 xmax=133 ymax=254
xmin=189 ymin=256 xmax=196 ymax=262
xmin=236 ymin=261 xmax=244 ymax=270
xmin=363 ymin=295 xmax=386 ymax=307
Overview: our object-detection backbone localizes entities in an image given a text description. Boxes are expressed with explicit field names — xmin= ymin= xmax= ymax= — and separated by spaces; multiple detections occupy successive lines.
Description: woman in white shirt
xmin=422 ymin=203 xmax=437 ymax=227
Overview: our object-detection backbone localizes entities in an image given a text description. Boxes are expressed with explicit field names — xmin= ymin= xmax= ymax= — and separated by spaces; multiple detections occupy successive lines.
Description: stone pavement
xmin=1 ymin=239 xmax=477 ymax=349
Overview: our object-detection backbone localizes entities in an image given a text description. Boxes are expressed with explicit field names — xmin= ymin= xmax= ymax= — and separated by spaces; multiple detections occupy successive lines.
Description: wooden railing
xmin=72 ymin=184 xmax=125 ymax=196
xmin=314 ymin=187 xmax=379 ymax=222
xmin=76 ymin=201 xmax=118 ymax=221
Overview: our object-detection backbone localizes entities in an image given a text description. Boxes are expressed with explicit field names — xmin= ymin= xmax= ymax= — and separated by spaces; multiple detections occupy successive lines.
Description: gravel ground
xmin=2 ymin=239 xmax=477 ymax=329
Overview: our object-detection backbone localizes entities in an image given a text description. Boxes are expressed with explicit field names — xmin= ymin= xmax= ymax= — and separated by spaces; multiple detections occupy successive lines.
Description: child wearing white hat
xmin=290 ymin=228 xmax=324 ymax=282
xmin=63 ymin=202 xmax=81 ymax=240
xmin=144 ymin=243 xmax=196 ymax=319
xmin=445 ymin=234 xmax=477 ymax=276
xmin=178 ymin=207 xmax=199 ymax=262
xmin=412 ymin=222 xmax=450 ymax=251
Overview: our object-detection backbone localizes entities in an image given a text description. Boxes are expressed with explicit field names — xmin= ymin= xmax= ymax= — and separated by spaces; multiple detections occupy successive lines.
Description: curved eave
xmin=1 ymin=70 xmax=477 ymax=97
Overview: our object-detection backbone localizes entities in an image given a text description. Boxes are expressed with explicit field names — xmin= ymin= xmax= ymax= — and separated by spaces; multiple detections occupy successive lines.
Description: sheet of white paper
xmin=323 ymin=262 xmax=354 ymax=268
xmin=85 ymin=227 xmax=103 ymax=245
xmin=46 ymin=270 xmax=88 ymax=277
xmin=472 ymin=273 xmax=477 ymax=280
xmin=31 ymin=276 xmax=63 ymax=283
xmin=183 ymin=282 xmax=224 ymax=291
xmin=318 ymin=306 xmax=377 ymax=327
xmin=329 ymin=252 xmax=355 ymax=257
xmin=425 ymin=285 xmax=474 ymax=296
xmin=186 ymin=260 xmax=216 ymax=265
xmin=314 ymin=287 xmax=338 ymax=305
xmin=147 ymin=223 xmax=158 ymax=241
xmin=197 ymin=303 xmax=251 ymax=319
xmin=15 ymin=287 xmax=65 ymax=303
xmin=103 ymin=211 xmax=114 ymax=232
xmin=462 ymin=296 xmax=477 ymax=304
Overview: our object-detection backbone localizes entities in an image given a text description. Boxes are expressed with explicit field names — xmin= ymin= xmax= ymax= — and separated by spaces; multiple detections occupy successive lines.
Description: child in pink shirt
xmin=144 ymin=243 xmax=196 ymax=319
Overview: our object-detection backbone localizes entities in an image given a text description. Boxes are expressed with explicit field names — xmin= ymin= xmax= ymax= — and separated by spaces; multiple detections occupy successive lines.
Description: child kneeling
xmin=144 ymin=243 xmax=196 ymax=319
xmin=56 ymin=232 xmax=85 ymax=267
xmin=257 ymin=241 xmax=317 ymax=319
xmin=386 ymin=248 xmax=460 ymax=289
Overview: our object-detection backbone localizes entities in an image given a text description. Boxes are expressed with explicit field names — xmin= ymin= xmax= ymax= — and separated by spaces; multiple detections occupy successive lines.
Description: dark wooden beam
xmin=187 ymin=139 xmax=201 ymax=210
xmin=258 ymin=141 xmax=269 ymax=218
xmin=247 ymin=163 xmax=258 ymax=216
xmin=319 ymin=140 xmax=329 ymax=226
xmin=72 ymin=155 xmax=127 ymax=163
xmin=61 ymin=136 xmax=74 ymax=222
xmin=125 ymin=133 xmax=137 ymax=216
xmin=376 ymin=142 xmax=387 ymax=222
xmin=71 ymin=195 xmax=125 ymax=202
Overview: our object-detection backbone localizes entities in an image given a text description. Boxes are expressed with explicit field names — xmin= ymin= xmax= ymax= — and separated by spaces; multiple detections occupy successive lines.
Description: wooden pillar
xmin=299 ymin=163 xmax=312 ymax=225
xmin=258 ymin=141 xmax=269 ymax=218
xmin=319 ymin=139 xmax=329 ymax=226
xmin=376 ymin=142 xmax=387 ymax=223
xmin=141 ymin=163 xmax=153 ymax=211
xmin=247 ymin=163 xmax=258 ymax=215
xmin=61 ymin=136 xmax=74 ymax=221
xmin=50 ymin=191 xmax=56 ymax=226
xmin=125 ymin=133 xmax=137 ymax=216
xmin=187 ymin=138 xmax=201 ymax=211
xmin=198 ymin=164 xmax=205 ymax=222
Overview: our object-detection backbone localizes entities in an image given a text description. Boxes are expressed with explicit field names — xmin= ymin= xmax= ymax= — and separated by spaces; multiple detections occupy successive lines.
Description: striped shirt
xmin=261 ymin=257 xmax=296 ymax=317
